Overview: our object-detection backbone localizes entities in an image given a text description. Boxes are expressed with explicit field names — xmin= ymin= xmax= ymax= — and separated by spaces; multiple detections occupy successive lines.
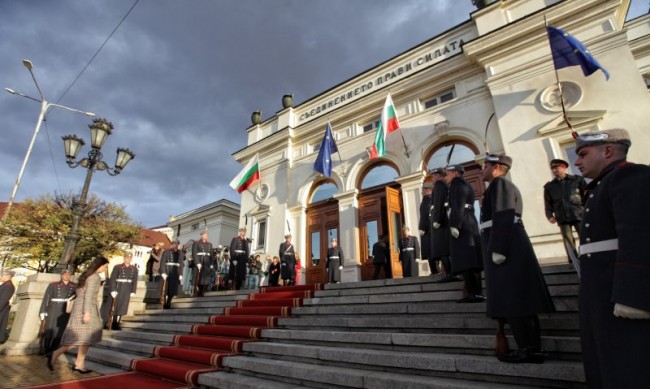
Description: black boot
xmin=497 ymin=348 xmax=545 ymax=364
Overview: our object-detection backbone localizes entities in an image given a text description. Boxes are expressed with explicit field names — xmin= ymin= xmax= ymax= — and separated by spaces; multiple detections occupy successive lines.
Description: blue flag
xmin=546 ymin=26 xmax=609 ymax=80
xmin=313 ymin=122 xmax=338 ymax=178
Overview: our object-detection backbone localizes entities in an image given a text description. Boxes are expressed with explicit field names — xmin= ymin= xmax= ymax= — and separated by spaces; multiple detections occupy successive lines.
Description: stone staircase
xmin=79 ymin=264 xmax=584 ymax=388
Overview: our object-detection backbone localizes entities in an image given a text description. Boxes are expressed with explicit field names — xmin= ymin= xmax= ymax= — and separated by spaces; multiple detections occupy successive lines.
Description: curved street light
xmin=2 ymin=59 xmax=95 ymax=222
xmin=58 ymin=118 xmax=135 ymax=269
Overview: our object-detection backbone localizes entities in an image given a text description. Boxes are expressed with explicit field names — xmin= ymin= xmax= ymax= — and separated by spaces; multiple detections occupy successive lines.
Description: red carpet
xmin=23 ymin=372 xmax=186 ymax=389
xmin=24 ymin=283 xmax=323 ymax=389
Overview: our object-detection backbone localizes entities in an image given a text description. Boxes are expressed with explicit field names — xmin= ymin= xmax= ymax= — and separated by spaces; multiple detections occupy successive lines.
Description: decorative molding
xmin=537 ymin=110 xmax=607 ymax=140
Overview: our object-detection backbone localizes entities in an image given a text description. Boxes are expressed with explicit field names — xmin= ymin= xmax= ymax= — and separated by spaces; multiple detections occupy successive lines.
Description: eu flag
xmin=546 ymin=26 xmax=609 ymax=80
xmin=313 ymin=122 xmax=338 ymax=178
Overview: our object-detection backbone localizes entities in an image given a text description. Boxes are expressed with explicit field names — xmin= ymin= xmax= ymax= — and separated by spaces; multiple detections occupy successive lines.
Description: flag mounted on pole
xmin=229 ymin=154 xmax=260 ymax=193
xmin=369 ymin=93 xmax=400 ymax=159
xmin=546 ymin=25 xmax=610 ymax=80
xmin=313 ymin=121 xmax=338 ymax=178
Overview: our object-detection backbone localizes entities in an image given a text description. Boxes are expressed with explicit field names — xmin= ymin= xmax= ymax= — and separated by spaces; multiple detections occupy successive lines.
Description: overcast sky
xmin=1 ymin=1 xmax=647 ymax=228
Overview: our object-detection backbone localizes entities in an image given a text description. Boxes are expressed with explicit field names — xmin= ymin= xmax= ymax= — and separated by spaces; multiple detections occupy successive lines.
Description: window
xmin=423 ymin=88 xmax=456 ymax=109
xmin=191 ymin=223 xmax=199 ymax=231
xmin=257 ymin=220 xmax=266 ymax=247
xmin=311 ymin=182 xmax=338 ymax=203
xmin=360 ymin=165 xmax=399 ymax=189
xmin=427 ymin=144 xmax=475 ymax=171
xmin=363 ymin=119 xmax=380 ymax=133
xmin=563 ymin=145 xmax=580 ymax=176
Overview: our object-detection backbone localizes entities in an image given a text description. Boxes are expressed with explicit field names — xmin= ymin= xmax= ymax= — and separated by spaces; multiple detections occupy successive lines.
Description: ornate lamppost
xmin=58 ymin=118 xmax=135 ymax=269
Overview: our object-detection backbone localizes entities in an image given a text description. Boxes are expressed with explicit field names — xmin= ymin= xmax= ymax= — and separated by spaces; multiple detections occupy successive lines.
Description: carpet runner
xmin=28 ymin=283 xmax=322 ymax=389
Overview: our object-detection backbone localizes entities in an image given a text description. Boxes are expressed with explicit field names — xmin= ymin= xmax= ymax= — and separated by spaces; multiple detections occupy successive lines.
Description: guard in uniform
xmin=39 ymin=269 xmax=77 ymax=354
xmin=480 ymin=154 xmax=555 ymax=364
xmin=107 ymin=251 xmax=138 ymax=330
xmin=279 ymin=234 xmax=296 ymax=285
xmin=430 ymin=167 xmax=454 ymax=281
xmin=398 ymin=226 xmax=420 ymax=277
xmin=0 ymin=269 xmax=16 ymax=344
xmin=326 ymin=238 xmax=344 ymax=283
xmin=192 ymin=230 xmax=214 ymax=296
xmin=445 ymin=164 xmax=484 ymax=302
xmin=160 ymin=239 xmax=184 ymax=309
xmin=574 ymin=129 xmax=650 ymax=387
xmin=229 ymin=228 xmax=250 ymax=290
xmin=419 ymin=181 xmax=435 ymax=274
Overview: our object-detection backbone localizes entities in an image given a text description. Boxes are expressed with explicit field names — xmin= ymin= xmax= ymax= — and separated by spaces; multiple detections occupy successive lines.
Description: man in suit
xmin=372 ymin=235 xmax=391 ymax=280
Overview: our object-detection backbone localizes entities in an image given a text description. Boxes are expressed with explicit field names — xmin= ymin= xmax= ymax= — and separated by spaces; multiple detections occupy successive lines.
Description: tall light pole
xmin=2 ymin=59 xmax=95 ymax=222
xmin=59 ymin=118 xmax=135 ymax=269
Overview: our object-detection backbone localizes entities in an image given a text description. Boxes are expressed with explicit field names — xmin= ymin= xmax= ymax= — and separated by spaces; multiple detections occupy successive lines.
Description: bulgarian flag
xmin=229 ymin=154 xmax=260 ymax=193
xmin=369 ymin=93 xmax=400 ymax=159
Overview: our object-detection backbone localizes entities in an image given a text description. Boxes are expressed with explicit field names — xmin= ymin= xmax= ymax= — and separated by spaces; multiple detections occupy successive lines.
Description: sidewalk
xmin=0 ymin=354 xmax=100 ymax=388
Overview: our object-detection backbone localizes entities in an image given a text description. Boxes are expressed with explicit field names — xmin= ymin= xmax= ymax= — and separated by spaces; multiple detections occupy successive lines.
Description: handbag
xmin=66 ymin=297 xmax=75 ymax=314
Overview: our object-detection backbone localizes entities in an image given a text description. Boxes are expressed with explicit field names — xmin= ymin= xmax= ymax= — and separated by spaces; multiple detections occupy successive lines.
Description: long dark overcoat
xmin=327 ymin=246 xmax=344 ymax=282
xmin=279 ymin=242 xmax=296 ymax=281
xmin=577 ymin=160 xmax=650 ymax=388
xmin=448 ymin=177 xmax=482 ymax=274
xmin=108 ymin=263 xmax=138 ymax=316
xmin=418 ymin=194 xmax=432 ymax=260
xmin=0 ymin=281 xmax=15 ymax=343
xmin=192 ymin=239 xmax=214 ymax=286
xmin=39 ymin=280 xmax=77 ymax=352
xmin=229 ymin=237 xmax=250 ymax=284
xmin=160 ymin=248 xmax=185 ymax=297
xmin=431 ymin=180 xmax=451 ymax=258
xmin=480 ymin=176 xmax=555 ymax=319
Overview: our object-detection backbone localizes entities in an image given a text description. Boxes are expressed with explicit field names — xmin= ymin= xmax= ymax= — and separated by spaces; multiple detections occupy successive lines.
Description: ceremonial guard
xmin=573 ymin=129 xmax=650 ymax=387
xmin=160 ymin=239 xmax=185 ymax=309
xmin=279 ymin=234 xmax=296 ymax=285
xmin=39 ymin=269 xmax=77 ymax=354
xmin=445 ymin=164 xmax=483 ymax=302
xmin=107 ymin=251 xmax=138 ymax=330
xmin=191 ymin=230 xmax=214 ymax=296
xmin=0 ymin=269 xmax=16 ymax=344
xmin=229 ymin=228 xmax=250 ymax=290
xmin=480 ymin=154 xmax=555 ymax=364
xmin=419 ymin=181 xmax=435 ymax=274
xmin=543 ymin=158 xmax=585 ymax=261
xmin=398 ymin=226 xmax=420 ymax=277
xmin=326 ymin=238 xmax=344 ymax=283
xmin=429 ymin=167 xmax=454 ymax=281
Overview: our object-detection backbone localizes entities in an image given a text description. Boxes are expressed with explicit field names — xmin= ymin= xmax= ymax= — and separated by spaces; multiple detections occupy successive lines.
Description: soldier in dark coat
xmin=398 ymin=226 xmax=420 ymax=278
xmin=160 ymin=239 xmax=184 ymax=309
xmin=430 ymin=167 xmax=454 ymax=281
xmin=107 ymin=251 xmax=138 ymax=330
xmin=480 ymin=154 xmax=555 ymax=364
xmin=419 ymin=182 xmax=435 ymax=273
xmin=372 ymin=235 xmax=391 ymax=279
xmin=0 ymin=269 xmax=16 ymax=344
xmin=445 ymin=164 xmax=483 ymax=302
xmin=229 ymin=228 xmax=250 ymax=290
xmin=191 ymin=230 xmax=214 ymax=297
xmin=39 ymin=269 xmax=77 ymax=354
xmin=326 ymin=238 xmax=344 ymax=283
xmin=543 ymin=158 xmax=586 ymax=262
xmin=279 ymin=234 xmax=296 ymax=285
xmin=573 ymin=129 xmax=650 ymax=387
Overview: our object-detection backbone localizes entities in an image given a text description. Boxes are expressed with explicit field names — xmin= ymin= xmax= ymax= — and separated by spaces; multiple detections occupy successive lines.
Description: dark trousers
xmin=507 ymin=315 xmax=542 ymax=350
xmin=559 ymin=222 xmax=580 ymax=261
xmin=427 ymin=258 xmax=439 ymax=274
xmin=463 ymin=270 xmax=482 ymax=296
xmin=372 ymin=263 xmax=391 ymax=279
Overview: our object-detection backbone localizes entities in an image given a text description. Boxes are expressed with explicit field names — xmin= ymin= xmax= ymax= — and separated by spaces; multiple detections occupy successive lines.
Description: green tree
xmin=0 ymin=192 xmax=142 ymax=272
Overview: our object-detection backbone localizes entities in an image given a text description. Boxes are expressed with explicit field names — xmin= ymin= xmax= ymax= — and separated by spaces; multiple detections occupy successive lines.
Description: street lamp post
xmin=2 ymin=59 xmax=95 ymax=222
xmin=58 ymin=118 xmax=135 ymax=269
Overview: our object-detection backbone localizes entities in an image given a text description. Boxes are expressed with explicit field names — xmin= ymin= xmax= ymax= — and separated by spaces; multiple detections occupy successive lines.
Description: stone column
xmin=395 ymin=172 xmax=431 ymax=277
xmin=334 ymin=189 xmax=360 ymax=283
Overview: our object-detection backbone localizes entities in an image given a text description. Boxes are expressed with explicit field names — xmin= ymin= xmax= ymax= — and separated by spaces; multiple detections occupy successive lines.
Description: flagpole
xmin=544 ymin=16 xmax=578 ymax=139
xmin=483 ymin=112 xmax=495 ymax=155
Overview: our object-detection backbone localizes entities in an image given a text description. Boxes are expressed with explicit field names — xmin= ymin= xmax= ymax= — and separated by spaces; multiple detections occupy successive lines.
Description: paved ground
xmin=0 ymin=354 xmax=101 ymax=388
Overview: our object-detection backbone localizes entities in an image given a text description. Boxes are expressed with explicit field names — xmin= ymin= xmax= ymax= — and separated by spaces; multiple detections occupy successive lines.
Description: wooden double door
xmin=305 ymin=200 xmax=339 ymax=285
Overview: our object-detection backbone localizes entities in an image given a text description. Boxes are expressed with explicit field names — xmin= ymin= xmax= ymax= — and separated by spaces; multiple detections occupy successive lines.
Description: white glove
xmin=110 ymin=291 xmax=118 ymax=298
xmin=433 ymin=222 xmax=440 ymax=229
xmin=614 ymin=303 xmax=650 ymax=319
xmin=338 ymin=265 xmax=343 ymax=270
xmin=233 ymin=260 xmax=238 ymax=266
xmin=197 ymin=264 xmax=203 ymax=270
xmin=419 ymin=230 xmax=425 ymax=236
xmin=161 ymin=273 xmax=168 ymax=280
xmin=179 ymin=275 xmax=183 ymax=282
xmin=130 ymin=292 xmax=136 ymax=297
xmin=210 ymin=265 xmax=214 ymax=269
xmin=40 ymin=313 xmax=46 ymax=320
xmin=492 ymin=253 xmax=506 ymax=265
xmin=450 ymin=227 xmax=460 ymax=239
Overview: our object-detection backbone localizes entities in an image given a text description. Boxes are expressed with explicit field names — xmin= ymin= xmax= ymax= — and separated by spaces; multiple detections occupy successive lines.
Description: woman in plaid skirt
xmin=48 ymin=257 xmax=109 ymax=374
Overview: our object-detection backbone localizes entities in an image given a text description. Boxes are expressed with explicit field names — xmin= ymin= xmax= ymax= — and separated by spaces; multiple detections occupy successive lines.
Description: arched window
xmin=426 ymin=143 xmax=477 ymax=171
xmin=359 ymin=164 xmax=399 ymax=189
xmin=310 ymin=181 xmax=338 ymax=203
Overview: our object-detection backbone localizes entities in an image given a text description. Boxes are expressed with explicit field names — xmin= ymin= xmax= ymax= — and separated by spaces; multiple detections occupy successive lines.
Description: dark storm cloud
xmin=2 ymin=0 xmax=644 ymax=227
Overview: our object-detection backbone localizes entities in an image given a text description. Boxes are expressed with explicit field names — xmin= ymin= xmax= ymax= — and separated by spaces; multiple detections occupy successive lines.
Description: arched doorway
xmin=305 ymin=180 xmax=339 ymax=284
xmin=426 ymin=141 xmax=484 ymax=220
xmin=357 ymin=163 xmax=404 ymax=280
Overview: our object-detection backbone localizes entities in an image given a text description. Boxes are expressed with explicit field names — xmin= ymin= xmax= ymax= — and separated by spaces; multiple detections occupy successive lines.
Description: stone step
xmin=261 ymin=329 xmax=581 ymax=357
xmin=121 ymin=313 xmax=210 ymax=323
xmin=117 ymin=321 xmax=194 ymax=333
xmin=95 ymin=337 xmax=157 ymax=357
xmin=71 ymin=345 xmax=140 ymax=370
xmin=106 ymin=329 xmax=176 ymax=345
xmin=199 ymin=371 xmax=317 ymax=389
xmin=134 ymin=305 xmax=231 ymax=316
xmin=221 ymin=355 xmax=563 ymax=389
